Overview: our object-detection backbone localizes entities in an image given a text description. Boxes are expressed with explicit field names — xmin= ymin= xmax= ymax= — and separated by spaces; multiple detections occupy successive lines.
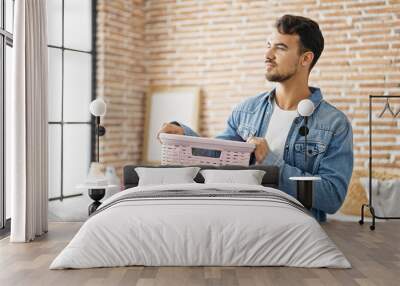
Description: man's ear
xmin=301 ymin=51 xmax=314 ymax=68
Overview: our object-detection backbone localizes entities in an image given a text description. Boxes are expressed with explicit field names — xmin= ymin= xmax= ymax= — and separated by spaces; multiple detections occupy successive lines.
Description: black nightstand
xmin=77 ymin=184 xmax=118 ymax=215
xmin=88 ymin=188 xmax=106 ymax=215
xmin=289 ymin=176 xmax=321 ymax=209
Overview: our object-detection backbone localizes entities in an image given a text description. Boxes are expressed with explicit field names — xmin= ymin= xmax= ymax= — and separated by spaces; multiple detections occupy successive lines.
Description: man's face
xmin=265 ymin=31 xmax=303 ymax=82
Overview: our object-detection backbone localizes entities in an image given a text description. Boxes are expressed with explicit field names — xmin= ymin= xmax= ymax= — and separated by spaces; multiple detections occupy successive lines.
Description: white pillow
xmin=200 ymin=169 xmax=266 ymax=185
xmin=135 ymin=167 xmax=200 ymax=186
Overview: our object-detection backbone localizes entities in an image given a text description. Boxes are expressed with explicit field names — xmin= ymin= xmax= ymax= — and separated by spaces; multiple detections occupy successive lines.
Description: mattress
xmin=50 ymin=183 xmax=350 ymax=269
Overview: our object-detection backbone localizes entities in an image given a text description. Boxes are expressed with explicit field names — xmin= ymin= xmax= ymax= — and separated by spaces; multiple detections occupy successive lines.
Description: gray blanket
xmin=92 ymin=189 xmax=308 ymax=217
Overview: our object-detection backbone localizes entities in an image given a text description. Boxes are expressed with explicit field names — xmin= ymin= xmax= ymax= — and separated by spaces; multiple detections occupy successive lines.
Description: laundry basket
xmin=159 ymin=133 xmax=255 ymax=166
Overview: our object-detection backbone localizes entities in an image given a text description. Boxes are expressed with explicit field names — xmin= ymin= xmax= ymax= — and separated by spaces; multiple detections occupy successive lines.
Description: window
xmin=47 ymin=0 xmax=96 ymax=201
xmin=0 ymin=0 xmax=14 ymax=231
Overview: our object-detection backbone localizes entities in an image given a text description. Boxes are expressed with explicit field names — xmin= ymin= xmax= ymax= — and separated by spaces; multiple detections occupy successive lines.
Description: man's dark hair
xmin=275 ymin=14 xmax=324 ymax=71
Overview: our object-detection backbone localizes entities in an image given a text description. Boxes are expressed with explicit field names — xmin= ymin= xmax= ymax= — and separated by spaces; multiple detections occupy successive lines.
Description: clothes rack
xmin=359 ymin=95 xmax=400 ymax=230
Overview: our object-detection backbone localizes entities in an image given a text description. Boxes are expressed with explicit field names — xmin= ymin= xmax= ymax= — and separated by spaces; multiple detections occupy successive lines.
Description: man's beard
xmin=265 ymin=66 xmax=297 ymax=82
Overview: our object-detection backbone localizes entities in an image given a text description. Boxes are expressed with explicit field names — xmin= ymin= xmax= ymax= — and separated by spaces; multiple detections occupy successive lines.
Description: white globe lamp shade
xmin=297 ymin=99 xmax=315 ymax=117
xmin=89 ymin=98 xmax=107 ymax=117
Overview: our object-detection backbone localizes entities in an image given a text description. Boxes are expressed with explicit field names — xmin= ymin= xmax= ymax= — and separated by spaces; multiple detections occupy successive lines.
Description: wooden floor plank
xmin=0 ymin=221 xmax=399 ymax=286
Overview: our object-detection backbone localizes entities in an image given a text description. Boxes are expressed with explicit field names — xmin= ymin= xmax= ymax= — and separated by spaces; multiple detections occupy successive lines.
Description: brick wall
xmin=144 ymin=0 xmax=400 ymax=173
xmin=98 ymin=0 xmax=400 ymax=176
xmin=96 ymin=0 xmax=147 ymax=178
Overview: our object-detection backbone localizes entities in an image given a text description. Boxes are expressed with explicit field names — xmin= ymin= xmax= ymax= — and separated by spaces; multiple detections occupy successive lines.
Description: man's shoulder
xmin=234 ymin=91 xmax=270 ymax=113
xmin=317 ymin=100 xmax=352 ymax=134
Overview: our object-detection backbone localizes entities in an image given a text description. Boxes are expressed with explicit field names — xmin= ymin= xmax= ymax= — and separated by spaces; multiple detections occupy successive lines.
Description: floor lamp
xmin=87 ymin=98 xmax=107 ymax=215
xmin=289 ymin=99 xmax=321 ymax=210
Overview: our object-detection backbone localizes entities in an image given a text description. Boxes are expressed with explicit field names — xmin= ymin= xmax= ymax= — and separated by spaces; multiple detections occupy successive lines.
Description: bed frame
xmin=123 ymin=165 xmax=280 ymax=190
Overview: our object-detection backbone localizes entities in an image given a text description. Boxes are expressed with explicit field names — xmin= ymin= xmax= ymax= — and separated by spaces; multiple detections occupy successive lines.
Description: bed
xmin=50 ymin=165 xmax=350 ymax=269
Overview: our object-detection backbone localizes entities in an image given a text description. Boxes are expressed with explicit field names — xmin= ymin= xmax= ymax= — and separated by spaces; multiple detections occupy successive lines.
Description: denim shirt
xmin=178 ymin=87 xmax=354 ymax=222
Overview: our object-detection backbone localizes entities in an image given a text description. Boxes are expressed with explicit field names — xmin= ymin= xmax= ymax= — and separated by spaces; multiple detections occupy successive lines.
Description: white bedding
xmin=50 ymin=183 xmax=350 ymax=269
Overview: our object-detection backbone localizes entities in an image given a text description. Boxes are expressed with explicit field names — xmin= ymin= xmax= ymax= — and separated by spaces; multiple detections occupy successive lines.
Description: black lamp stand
xmin=296 ymin=180 xmax=313 ymax=209
xmin=290 ymin=116 xmax=320 ymax=210
xmin=88 ymin=116 xmax=107 ymax=215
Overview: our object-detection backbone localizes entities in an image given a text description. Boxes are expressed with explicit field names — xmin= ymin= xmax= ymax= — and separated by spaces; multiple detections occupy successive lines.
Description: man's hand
xmin=157 ymin=122 xmax=185 ymax=143
xmin=246 ymin=137 xmax=270 ymax=164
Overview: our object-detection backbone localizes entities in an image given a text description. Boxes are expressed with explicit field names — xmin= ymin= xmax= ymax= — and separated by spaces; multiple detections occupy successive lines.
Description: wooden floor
xmin=0 ymin=221 xmax=399 ymax=286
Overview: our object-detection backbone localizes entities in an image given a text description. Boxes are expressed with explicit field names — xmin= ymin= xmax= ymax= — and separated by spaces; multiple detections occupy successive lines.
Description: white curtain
xmin=7 ymin=0 xmax=48 ymax=242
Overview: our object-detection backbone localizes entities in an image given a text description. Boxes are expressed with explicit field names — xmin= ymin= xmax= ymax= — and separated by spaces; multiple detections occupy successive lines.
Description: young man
xmin=157 ymin=15 xmax=353 ymax=222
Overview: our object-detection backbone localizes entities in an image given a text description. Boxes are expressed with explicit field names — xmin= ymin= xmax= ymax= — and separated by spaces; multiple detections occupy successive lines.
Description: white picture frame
xmin=142 ymin=86 xmax=201 ymax=164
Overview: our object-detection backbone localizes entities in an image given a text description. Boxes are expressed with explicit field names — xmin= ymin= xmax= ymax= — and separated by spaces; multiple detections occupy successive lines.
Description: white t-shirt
xmin=265 ymin=98 xmax=298 ymax=159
